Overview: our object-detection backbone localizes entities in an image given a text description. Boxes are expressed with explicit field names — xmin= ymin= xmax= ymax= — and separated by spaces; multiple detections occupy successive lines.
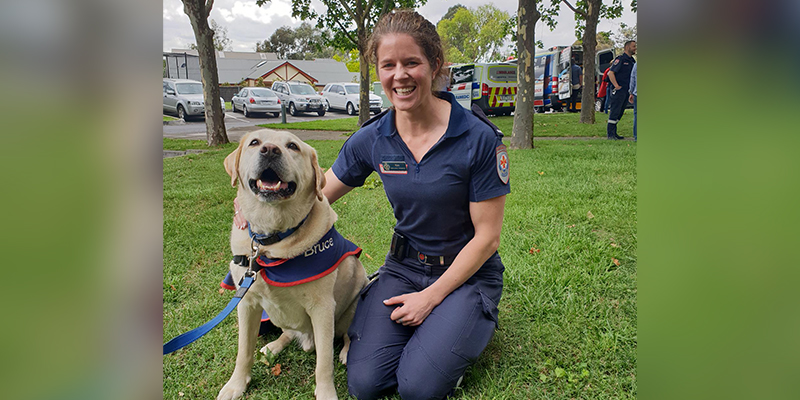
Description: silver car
xmin=270 ymin=81 xmax=326 ymax=116
xmin=231 ymin=87 xmax=282 ymax=118
xmin=163 ymin=78 xmax=225 ymax=120
xmin=320 ymin=82 xmax=383 ymax=115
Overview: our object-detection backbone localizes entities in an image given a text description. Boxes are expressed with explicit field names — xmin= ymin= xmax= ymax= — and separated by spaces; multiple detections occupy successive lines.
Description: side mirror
xmin=166 ymin=89 xmax=175 ymax=95
xmin=338 ymin=91 xmax=345 ymax=96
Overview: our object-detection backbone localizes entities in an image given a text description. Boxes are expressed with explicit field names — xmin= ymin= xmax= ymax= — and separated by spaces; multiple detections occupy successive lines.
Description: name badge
xmin=379 ymin=155 xmax=407 ymax=175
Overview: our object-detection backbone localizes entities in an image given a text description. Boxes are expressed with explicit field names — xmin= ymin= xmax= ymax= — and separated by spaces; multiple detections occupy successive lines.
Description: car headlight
xmin=190 ymin=101 xmax=203 ymax=106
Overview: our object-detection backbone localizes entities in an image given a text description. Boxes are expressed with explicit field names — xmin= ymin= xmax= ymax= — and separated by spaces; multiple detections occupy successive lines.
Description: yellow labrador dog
xmin=217 ymin=129 xmax=368 ymax=400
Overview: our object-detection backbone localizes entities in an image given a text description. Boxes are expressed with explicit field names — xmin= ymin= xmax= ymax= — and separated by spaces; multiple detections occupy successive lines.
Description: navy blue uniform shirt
xmin=331 ymin=92 xmax=510 ymax=256
xmin=609 ymin=53 xmax=636 ymax=89
xmin=571 ymin=64 xmax=582 ymax=85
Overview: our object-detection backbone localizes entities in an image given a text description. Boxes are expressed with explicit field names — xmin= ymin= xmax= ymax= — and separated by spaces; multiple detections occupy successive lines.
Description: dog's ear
xmin=310 ymin=148 xmax=326 ymax=202
xmin=224 ymin=137 xmax=246 ymax=188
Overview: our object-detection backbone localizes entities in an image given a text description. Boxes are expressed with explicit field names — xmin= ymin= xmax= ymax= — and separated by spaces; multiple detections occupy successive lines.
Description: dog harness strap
xmin=247 ymin=216 xmax=308 ymax=246
xmin=163 ymin=275 xmax=255 ymax=355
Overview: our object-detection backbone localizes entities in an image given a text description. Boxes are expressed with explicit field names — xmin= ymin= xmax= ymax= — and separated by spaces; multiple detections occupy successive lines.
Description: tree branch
xmin=335 ymin=0 xmax=357 ymax=21
xmin=561 ymin=0 xmax=587 ymax=19
xmin=205 ymin=0 xmax=214 ymax=18
xmin=333 ymin=17 xmax=358 ymax=46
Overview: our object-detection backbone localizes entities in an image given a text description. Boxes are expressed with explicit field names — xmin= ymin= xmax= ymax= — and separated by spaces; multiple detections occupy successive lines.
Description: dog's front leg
xmin=217 ymin=299 xmax=262 ymax=400
xmin=310 ymin=306 xmax=338 ymax=400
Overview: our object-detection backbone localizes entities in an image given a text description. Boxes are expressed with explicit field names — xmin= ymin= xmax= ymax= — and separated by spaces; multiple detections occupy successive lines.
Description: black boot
xmin=607 ymin=123 xmax=624 ymax=140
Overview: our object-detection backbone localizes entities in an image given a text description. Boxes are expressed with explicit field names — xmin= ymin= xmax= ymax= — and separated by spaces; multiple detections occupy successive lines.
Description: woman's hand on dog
xmin=233 ymin=197 xmax=248 ymax=230
xmin=384 ymin=290 xmax=442 ymax=326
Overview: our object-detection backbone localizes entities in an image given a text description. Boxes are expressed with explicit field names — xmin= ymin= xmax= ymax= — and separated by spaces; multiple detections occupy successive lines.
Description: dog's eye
xmin=287 ymin=142 xmax=299 ymax=151
xmin=249 ymin=139 xmax=260 ymax=147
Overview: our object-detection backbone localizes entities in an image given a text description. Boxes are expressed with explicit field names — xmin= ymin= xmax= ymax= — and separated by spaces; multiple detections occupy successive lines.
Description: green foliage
xmin=611 ymin=22 xmax=637 ymax=55
xmin=541 ymin=0 xmax=626 ymax=40
xmin=255 ymin=22 xmax=340 ymax=60
xmin=333 ymin=49 xmax=378 ymax=83
xmin=437 ymin=5 xmax=513 ymax=63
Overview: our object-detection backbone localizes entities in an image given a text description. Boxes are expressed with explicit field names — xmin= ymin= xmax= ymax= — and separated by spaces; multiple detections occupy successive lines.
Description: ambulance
xmin=447 ymin=62 xmax=518 ymax=116
xmin=534 ymin=45 xmax=615 ymax=112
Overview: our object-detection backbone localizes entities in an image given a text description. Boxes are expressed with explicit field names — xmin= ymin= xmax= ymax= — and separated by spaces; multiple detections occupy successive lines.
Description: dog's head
xmin=224 ymin=129 xmax=326 ymax=203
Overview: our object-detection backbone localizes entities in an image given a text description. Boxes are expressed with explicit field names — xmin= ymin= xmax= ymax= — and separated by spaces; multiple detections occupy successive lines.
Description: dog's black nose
xmin=260 ymin=144 xmax=281 ymax=158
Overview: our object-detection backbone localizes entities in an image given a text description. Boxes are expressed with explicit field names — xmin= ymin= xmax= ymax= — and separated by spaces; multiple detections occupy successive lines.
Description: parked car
xmin=163 ymin=78 xmax=225 ymax=120
xmin=231 ymin=87 xmax=281 ymax=118
xmin=320 ymin=82 xmax=383 ymax=115
xmin=269 ymin=81 xmax=326 ymax=116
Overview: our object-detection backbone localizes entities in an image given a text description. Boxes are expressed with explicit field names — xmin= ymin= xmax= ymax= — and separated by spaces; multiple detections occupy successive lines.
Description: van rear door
xmin=449 ymin=64 xmax=475 ymax=109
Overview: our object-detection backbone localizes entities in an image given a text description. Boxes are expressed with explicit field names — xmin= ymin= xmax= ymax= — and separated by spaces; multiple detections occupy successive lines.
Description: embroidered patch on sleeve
xmin=496 ymin=144 xmax=509 ymax=184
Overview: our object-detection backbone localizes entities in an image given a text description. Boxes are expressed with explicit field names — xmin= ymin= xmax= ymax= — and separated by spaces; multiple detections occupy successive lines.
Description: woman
xmin=236 ymin=10 xmax=509 ymax=399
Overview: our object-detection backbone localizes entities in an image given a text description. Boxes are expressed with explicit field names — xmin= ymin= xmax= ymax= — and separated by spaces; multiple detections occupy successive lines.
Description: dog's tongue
xmin=257 ymin=179 xmax=289 ymax=192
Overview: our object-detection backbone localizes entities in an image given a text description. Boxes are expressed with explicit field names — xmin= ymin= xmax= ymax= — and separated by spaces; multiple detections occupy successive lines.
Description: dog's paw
xmin=314 ymin=382 xmax=338 ymax=400
xmin=216 ymin=377 xmax=249 ymax=400
xmin=338 ymin=347 xmax=348 ymax=365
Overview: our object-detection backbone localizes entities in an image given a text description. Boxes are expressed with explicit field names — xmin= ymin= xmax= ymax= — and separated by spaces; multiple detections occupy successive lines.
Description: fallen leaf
xmin=612 ymin=258 xmax=620 ymax=266
xmin=529 ymin=247 xmax=540 ymax=254
xmin=611 ymin=243 xmax=618 ymax=248
xmin=271 ymin=363 xmax=282 ymax=376
xmin=364 ymin=253 xmax=373 ymax=260
xmin=567 ymin=224 xmax=575 ymax=228
xmin=178 ymin=392 xmax=184 ymax=397
xmin=537 ymin=171 xmax=545 ymax=175
xmin=171 ymin=285 xmax=176 ymax=291
xmin=218 ymin=288 xmax=224 ymax=294
xmin=587 ymin=211 xmax=595 ymax=219
xmin=342 ymin=201 xmax=347 ymax=205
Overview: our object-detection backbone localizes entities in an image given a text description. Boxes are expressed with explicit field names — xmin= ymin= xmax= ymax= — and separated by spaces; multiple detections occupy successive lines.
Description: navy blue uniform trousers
xmin=607 ymin=87 xmax=629 ymax=138
xmin=347 ymin=253 xmax=504 ymax=400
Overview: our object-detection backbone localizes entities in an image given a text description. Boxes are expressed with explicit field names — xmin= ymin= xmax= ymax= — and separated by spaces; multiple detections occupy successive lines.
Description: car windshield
xmin=290 ymin=84 xmax=317 ymax=95
xmin=251 ymin=89 xmax=275 ymax=98
xmin=344 ymin=85 xmax=360 ymax=94
xmin=175 ymin=83 xmax=203 ymax=94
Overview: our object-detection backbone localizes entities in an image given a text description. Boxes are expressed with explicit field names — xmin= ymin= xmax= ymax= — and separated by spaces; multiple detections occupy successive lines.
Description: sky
xmin=163 ymin=0 xmax=637 ymax=54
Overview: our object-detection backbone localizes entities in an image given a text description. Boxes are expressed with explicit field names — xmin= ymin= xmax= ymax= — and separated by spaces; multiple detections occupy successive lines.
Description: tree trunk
xmin=579 ymin=0 xmax=600 ymax=125
xmin=182 ymin=0 xmax=229 ymax=146
xmin=510 ymin=0 xmax=538 ymax=149
xmin=357 ymin=29 xmax=370 ymax=126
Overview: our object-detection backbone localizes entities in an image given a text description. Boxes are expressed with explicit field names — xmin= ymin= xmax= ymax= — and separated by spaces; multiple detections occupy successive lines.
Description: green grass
xmin=164 ymin=115 xmax=179 ymax=122
xmin=225 ymin=101 xmax=231 ymax=111
xmin=258 ymin=116 xmax=361 ymax=132
xmin=163 ymin=135 xmax=637 ymax=399
xmin=253 ymin=110 xmax=632 ymax=138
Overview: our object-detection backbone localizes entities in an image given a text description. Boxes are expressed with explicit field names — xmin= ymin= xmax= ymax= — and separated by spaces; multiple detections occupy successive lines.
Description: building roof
xmin=168 ymin=49 xmax=279 ymax=84
xmin=245 ymin=59 xmax=358 ymax=85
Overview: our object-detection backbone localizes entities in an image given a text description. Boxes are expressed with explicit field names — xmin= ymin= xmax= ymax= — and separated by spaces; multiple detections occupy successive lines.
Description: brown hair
xmin=367 ymin=9 xmax=449 ymax=93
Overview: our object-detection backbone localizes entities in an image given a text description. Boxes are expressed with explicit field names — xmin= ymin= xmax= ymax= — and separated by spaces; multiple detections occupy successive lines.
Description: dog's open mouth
xmin=249 ymin=168 xmax=297 ymax=200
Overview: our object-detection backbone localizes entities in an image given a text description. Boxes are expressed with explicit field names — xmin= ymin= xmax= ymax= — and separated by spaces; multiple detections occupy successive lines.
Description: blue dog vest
xmin=221 ymin=226 xmax=361 ymax=289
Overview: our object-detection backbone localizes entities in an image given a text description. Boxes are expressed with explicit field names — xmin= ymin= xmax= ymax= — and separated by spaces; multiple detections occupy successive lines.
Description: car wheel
xmin=243 ymin=105 xmax=250 ymax=118
xmin=273 ymin=112 xmax=280 ymax=118
xmin=232 ymin=102 xmax=238 ymax=113
xmin=317 ymin=109 xmax=326 ymax=117
xmin=177 ymin=105 xmax=186 ymax=120
xmin=289 ymin=103 xmax=297 ymax=116
xmin=346 ymin=102 xmax=355 ymax=116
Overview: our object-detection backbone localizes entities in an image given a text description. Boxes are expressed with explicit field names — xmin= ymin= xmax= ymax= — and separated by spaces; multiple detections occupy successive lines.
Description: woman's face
xmin=376 ymin=33 xmax=438 ymax=113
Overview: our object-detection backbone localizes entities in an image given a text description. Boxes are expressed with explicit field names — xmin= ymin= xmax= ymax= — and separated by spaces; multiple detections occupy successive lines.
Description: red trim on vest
xmin=258 ymin=248 xmax=362 ymax=287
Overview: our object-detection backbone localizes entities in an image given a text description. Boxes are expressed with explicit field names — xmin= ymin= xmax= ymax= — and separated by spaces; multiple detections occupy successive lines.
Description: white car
xmin=163 ymin=78 xmax=225 ymax=120
xmin=270 ymin=81 xmax=326 ymax=116
xmin=231 ymin=87 xmax=282 ymax=118
xmin=320 ymin=82 xmax=383 ymax=115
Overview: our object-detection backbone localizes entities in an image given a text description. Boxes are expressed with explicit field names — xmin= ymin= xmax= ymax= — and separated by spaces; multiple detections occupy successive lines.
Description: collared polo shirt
xmin=331 ymin=92 xmax=510 ymax=256
xmin=609 ymin=53 xmax=636 ymax=89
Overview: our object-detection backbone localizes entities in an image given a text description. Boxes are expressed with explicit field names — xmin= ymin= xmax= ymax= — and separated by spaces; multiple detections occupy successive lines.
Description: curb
xmin=163 ymin=119 xmax=186 ymax=126
xmin=163 ymin=149 xmax=208 ymax=159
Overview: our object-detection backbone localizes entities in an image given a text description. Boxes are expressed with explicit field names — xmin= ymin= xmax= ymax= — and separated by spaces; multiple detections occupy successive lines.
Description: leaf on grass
xmin=612 ymin=258 xmax=620 ymax=266
xmin=555 ymin=367 xmax=566 ymax=378
xmin=539 ymin=373 xmax=549 ymax=383
xmin=567 ymin=224 xmax=575 ymax=228
xmin=529 ymin=247 xmax=540 ymax=254
xmin=218 ymin=288 xmax=224 ymax=294
xmin=611 ymin=243 xmax=618 ymax=248
xmin=537 ymin=171 xmax=545 ymax=175
xmin=271 ymin=363 xmax=282 ymax=376
xmin=587 ymin=211 xmax=594 ymax=219
xmin=170 ymin=285 xmax=176 ymax=291
xmin=364 ymin=253 xmax=373 ymax=260
xmin=178 ymin=392 xmax=184 ymax=397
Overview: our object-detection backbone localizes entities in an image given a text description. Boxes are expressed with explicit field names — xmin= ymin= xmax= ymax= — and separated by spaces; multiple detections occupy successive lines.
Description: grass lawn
xmin=163 ymin=115 xmax=179 ymax=122
xmin=163 ymin=136 xmax=637 ymax=399
xmin=254 ymin=110 xmax=633 ymax=139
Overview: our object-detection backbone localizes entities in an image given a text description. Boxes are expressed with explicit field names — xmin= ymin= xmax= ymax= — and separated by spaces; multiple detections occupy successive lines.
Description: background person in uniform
xmin=606 ymin=40 xmax=637 ymax=140
xmin=628 ymin=64 xmax=636 ymax=142
xmin=234 ymin=9 xmax=509 ymax=400
xmin=568 ymin=58 xmax=582 ymax=112
xmin=628 ymin=62 xmax=637 ymax=141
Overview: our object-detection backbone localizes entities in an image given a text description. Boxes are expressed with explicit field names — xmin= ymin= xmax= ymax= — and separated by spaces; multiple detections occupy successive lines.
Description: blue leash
xmin=163 ymin=274 xmax=255 ymax=355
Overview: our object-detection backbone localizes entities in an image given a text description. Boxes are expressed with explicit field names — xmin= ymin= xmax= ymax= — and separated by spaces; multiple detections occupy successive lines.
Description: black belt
xmin=390 ymin=230 xmax=456 ymax=266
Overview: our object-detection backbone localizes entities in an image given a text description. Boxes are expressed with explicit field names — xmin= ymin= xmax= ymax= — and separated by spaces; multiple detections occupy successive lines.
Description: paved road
xmin=164 ymin=107 xmax=359 ymax=142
